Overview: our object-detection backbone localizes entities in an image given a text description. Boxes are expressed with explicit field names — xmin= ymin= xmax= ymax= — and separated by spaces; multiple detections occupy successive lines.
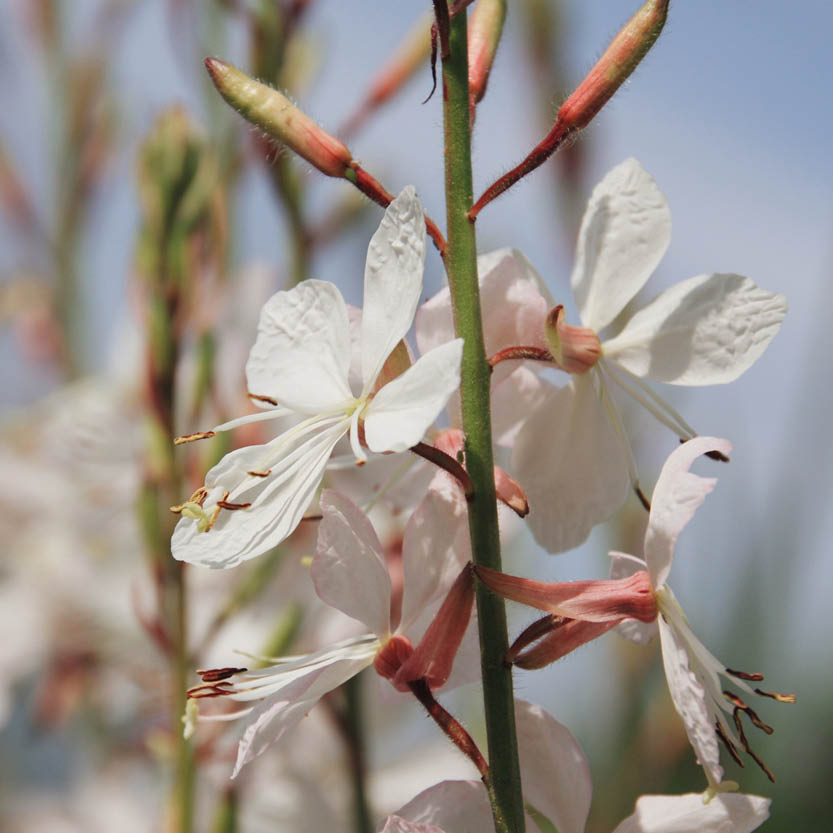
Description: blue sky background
xmin=1 ymin=1 xmax=831 ymax=829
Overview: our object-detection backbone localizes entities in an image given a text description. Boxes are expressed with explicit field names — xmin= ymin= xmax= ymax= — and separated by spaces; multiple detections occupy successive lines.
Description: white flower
xmin=188 ymin=488 xmax=473 ymax=777
xmin=421 ymin=159 xmax=787 ymax=553
xmin=610 ymin=437 xmax=795 ymax=792
xmin=379 ymin=698 xmax=771 ymax=833
xmin=171 ymin=187 xmax=463 ymax=568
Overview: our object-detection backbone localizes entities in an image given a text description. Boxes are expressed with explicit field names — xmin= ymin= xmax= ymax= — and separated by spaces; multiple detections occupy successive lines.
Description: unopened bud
xmin=558 ymin=0 xmax=669 ymax=130
xmin=205 ymin=58 xmax=353 ymax=178
xmin=545 ymin=305 xmax=601 ymax=375
xmin=468 ymin=0 xmax=507 ymax=107
xmin=373 ymin=634 xmax=414 ymax=683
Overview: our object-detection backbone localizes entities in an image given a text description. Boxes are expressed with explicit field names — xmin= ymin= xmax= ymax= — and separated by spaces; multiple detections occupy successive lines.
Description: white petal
xmin=658 ymin=616 xmax=724 ymax=787
xmin=603 ymin=274 xmax=787 ymax=385
xmin=378 ymin=817 xmax=444 ymax=833
xmin=388 ymin=781 xmax=493 ymax=833
xmin=312 ymin=490 xmax=392 ymax=638
xmin=231 ymin=651 xmax=374 ymax=777
xmin=399 ymin=481 xmax=470 ymax=633
xmin=512 ymin=376 xmax=630 ymax=553
xmin=611 ymin=793 xmax=770 ymax=833
xmin=646 ymin=437 xmax=732 ymax=588
xmin=245 ymin=280 xmax=353 ymax=414
xmin=609 ymin=552 xmax=659 ymax=645
xmin=172 ymin=418 xmax=349 ymax=569
xmin=572 ymin=158 xmax=671 ymax=332
xmin=363 ymin=340 xmax=464 ymax=453
xmin=361 ymin=186 xmax=426 ymax=392
xmin=515 ymin=699 xmax=592 ymax=833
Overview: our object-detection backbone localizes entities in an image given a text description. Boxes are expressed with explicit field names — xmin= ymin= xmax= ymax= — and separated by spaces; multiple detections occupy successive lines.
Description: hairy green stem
xmin=439 ymin=10 xmax=525 ymax=833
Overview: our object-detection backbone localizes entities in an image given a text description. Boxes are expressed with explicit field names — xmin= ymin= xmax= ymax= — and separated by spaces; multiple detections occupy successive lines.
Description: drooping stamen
xmin=715 ymin=720 xmax=745 ymax=767
xmin=196 ymin=667 xmax=248 ymax=683
xmin=731 ymin=705 xmax=776 ymax=783
xmin=723 ymin=691 xmax=774 ymax=735
xmin=248 ymin=392 xmax=279 ymax=406
xmin=726 ymin=668 xmax=765 ymax=681
xmin=174 ymin=431 xmax=216 ymax=445
xmin=755 ymin=688 xmax=797 ymax=704
xmin=602 ymin=360 xmax=697 ymax=441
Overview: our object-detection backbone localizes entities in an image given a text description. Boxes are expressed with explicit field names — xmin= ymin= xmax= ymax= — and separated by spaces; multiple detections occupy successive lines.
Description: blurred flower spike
xmin=205 ymin=57 xmax=353 ymax=178
xmin=171 ymin=188 xmax=463 ymax=568
xmin=187 ymin=490 xmax=473 ymax=777
xmin=478 ymin=438 xmax=796 ymax=793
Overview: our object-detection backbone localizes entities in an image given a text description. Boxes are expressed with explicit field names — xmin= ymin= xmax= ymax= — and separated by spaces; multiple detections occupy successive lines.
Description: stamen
xmin=247 ymin=469 xmax=271 ymax=477
xmin=634 ymin=484 xmax=651 ymax=512
xmin=732 ymin=707 xmax=776 ymax=782
xmin=595 ymin=365 xmax=642 ymax=490
xmin=170 ymin=487 xmax=208 ymax=514
xmin=755 ymin=688 xmax=797 ymax=704
xmin=715 ymin=720 xmax=744 ymax=767
xmin=174 ymin=431 xmax=216 ymax=445
xmin=726 ymin=668 xmax=765 ymax=681
xmin=187 ymin=681 xmax=235 ymax=699
xmin=216 ymin=498 xmax=252 ymax=511
xmin=196 ymin=667 xmax=247 ymax=683
xmin=722 ymin=691 xmax=774 ymax=734
xmin=248 ymin=392 xmax=279 ymax=406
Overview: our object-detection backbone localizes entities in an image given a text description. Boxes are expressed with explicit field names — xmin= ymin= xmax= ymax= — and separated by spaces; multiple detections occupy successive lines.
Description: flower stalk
xmin=439 ymin=8 xmax=525 ymax=832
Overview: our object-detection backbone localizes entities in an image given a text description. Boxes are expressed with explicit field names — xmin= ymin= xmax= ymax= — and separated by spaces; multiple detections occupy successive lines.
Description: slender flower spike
xmin=379 ymin=699 xmax=771 ymax=833
xmin=187 ymin=489 xmax=474 ymax=777
xmin=471 ymin=159 xmax=786 ymax=552
xmin=171 ymin=188 xmax=463 ymax=569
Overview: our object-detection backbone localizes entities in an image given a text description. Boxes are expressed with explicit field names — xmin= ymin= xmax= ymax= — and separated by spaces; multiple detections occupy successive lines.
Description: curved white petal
xmin=658 ymin=615 xmax=724 ymax=787
xmin=312 ymin=490 xmax=392 ymax=638
xmin=399 ymin=481 xmax=470 ymax=633
xmin=378 ymin=817 xmax=444 ymax=833
xmin=646 ymin=437 xmax=732 ymax=588
xmin=387 ymin=780 xmax=493 ymax=833
xmin=363 ymin=339 xmax=464 ymax=453
xmin=245 ymin=280 xmax=353 ymax=414
xmin=515 ymin=699 xmax=592 ymax=833
xmin=361 ymin=186 xmax=426 ymax=392
xmin=602 ymin=274 xmax=787 ymax=385
xmin=492 ymin=364 xmax=550 ymax=447
xmin=572 ymin=158 xmax=671 ymax=332
xmin=231 ymin=649 xmax=375 ymax=777
xmin=512 ymin=376 xmax=630 ymax=553
xmin=172 ymin=418 xmax=349 ymax=569
xmin=612 ymin=793 xmax=770 ymax=833
xmin=609 ymin=552 xmax=659 ymax=645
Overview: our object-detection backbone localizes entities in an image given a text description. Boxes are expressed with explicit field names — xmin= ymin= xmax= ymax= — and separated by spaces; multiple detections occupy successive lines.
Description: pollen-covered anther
xmin=545 ymin=305 xmax=601 ymax=375
xmin=216 ymin=498 xmax=252 ymax=511
xmin=170 ymin=487 xmax=209 ymax=514
xmin=373 ymin=634 xmax=414 ymax=682
xmin=174 ymin=431 xmax=216 ymax=445
xmin=248 ymin=392 xmax=279 ymax=406
xmin=247 ymin=469 xmax=271 ymax=478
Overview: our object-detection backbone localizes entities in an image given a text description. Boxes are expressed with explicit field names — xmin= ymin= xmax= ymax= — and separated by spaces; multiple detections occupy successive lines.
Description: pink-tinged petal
xmin=361 ymin=186 xmax=426 ymax=392
xmin=172 ymin=418 xmax=348 ymax=568
xmin=378 ymin=817 xmax=445 ymax=833
xmin=515 ymin=699 xmax=592 ymax=833
xmin=416 ymin=248 xmax=552 ymax=359
xmin=658 ymin=616 xmax=724 ymax=787
xmin=231 ymin=650 xmax=374 ymax=777
xmin=609 ymin=552 xmax=659 ymax=645
xmin=476 ymin=565 xmax=657 ymax=623
xmin=512 ymin=376 xmax=630 ymax=554
xmin=394 ymin=565 xmax=475 ymax=691
xmin=386 ymin=780 xmax=493 ymax=833
xmin=312 ymin=490 xmax=392 ymax=638
xmin=646 ymin=437 xmax=732 ymax=588
xmin=492 ymin=364 xmax=550 ymax=446
xmin=245 ymin=280 xmax=353 ymax=414
xmin=494 ymin=465 xmax=529 ymax=517
xmin=399 ymin=479 xmax=470 ymax=632
xmin=602 ymin=273 xmax=787 ymax=385
xmin=363 ymin=339 xmax=463 ymax=453
xmin=513 ymin=619 xmax=619 ymax=669
xmin=611 ymin=793 xmax=770 ymax=833
xmin=572 ymin=158 xmax=671 ymax=333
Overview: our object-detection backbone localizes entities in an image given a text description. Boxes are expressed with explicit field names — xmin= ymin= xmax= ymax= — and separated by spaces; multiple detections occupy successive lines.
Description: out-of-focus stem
xmin=343 ymin=675 xmax=373 ymax=833
xmin=439 ymin=8 xmax=525 ymax=833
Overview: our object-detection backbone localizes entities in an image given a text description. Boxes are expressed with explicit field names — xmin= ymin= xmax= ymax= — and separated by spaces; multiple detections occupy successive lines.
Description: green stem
xmin=342 ymin=675 xmax=373 ymax=833
xmin=439 ymin=10 xmax=525 ymax=833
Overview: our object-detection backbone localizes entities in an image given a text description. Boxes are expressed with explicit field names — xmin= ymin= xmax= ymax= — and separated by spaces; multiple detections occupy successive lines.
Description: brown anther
xmin=723 ymin=691 xmax=774 ymax=735
xmin=732 ymin=707 xmax=776 ymax=782
xmin=755 ymin=688 xmax=797 ymax=704
xmin=635 ymin=484 xmax=651 ymax=512
xmin=174 ymin=431 xmax=216 ymax=445
xmin=247 ymin=469 xmax=271 ymax=478
xmin=216 ymin=498 xmax=252 ymax=511
xmin=248 ymin=392 xmax=279 ymax=407
xmin=715 ymin=720 xmax=744 ymax=767
xmin=186 ymin=681 xmax=234 ymax=699
xmin=726 ymin=668 xmax=765 ymax=681
xmin=301 ymin=513 xmax=323 ymax=523
xmin=170 ymin=487 xmax=209 ymax=514
xmin=196 ymin=666 xmax=247 ymax=683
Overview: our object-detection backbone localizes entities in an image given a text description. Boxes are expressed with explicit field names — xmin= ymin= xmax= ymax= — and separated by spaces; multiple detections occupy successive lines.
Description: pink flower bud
xmin=373 ymin=634 xmax=414 ymax=683
xmin=558 ymin=0 xmax=669 ymax=131
xmin=545 ymin=305 xmax=601 ymax=375
xmin=468 ymin=0 xmax=507 ymax=108
xmin=204 ymin=58 xmax=353 ymax=178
